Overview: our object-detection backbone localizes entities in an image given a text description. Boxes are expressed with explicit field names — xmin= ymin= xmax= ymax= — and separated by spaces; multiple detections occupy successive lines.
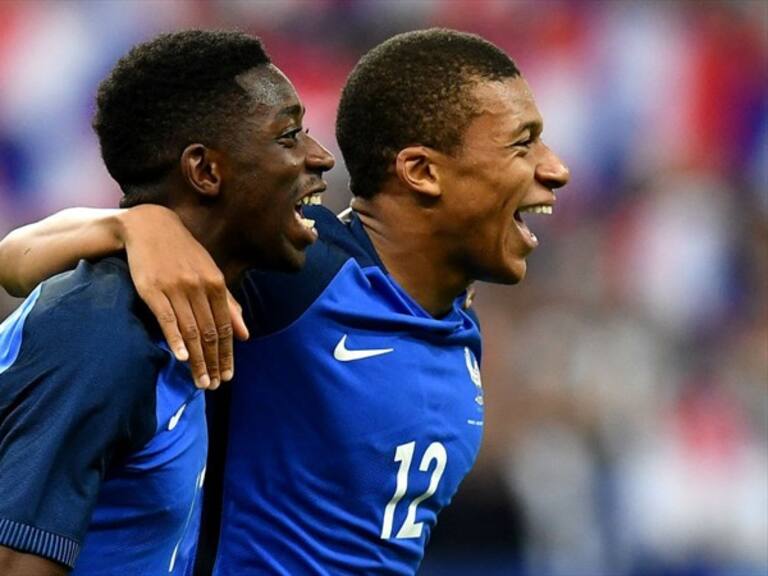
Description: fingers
xmin=137 ymin=275 xmax=238 ymax=390
xmin=181 ymin=272 xmax=232 ymax=390
xmin=209 ymin=288 xmax=235 ymax=385
xmin=145 ymin=291 xmax=188 ymax=362
xmin=172 ymin=296 xmax=210 ymax=390
xmin=189 ymin=289 xmax=221 ymax=390
xmin=120 ymin=206 xmax=234 ymax=390
xmin=227 ymin=291 xmax=249 ymax=342
xmin=143 ymin=288 xmax=212 ymax=389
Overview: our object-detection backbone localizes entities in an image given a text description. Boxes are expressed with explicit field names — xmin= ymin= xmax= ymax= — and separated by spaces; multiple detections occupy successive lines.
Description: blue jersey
xmin=0 ymin=257 xmax=206 ymax=575
xmin=212 ymin=207 xmax=484 ymax=574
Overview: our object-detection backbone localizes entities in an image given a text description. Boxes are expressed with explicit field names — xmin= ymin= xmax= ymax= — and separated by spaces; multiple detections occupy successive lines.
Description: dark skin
xmin=0 ymin=71 xmax=567 ymax=576
xmin=0 ymin=551 xmax=67 ymax=576
xmin=0 ymin=64 xmax=334 ymax=389
xmin=0 ymin=63 xmax=334 ymax=575
xmin=0 ymin=75 xmax=564 ymax=376
xmin=355 ymin=76 xmax=569 ymax=316
xmin=130 ymin=65 xmax=333 ymax=389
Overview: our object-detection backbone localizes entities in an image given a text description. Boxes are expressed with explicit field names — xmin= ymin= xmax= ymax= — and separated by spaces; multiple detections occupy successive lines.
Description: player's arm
xmin=0 ymin=205 xmax=247 ymax=389
xmin=0 ymin=208 xmax=124 ymax=298
xmin=0 ymin=548 xmax=67 ymax=576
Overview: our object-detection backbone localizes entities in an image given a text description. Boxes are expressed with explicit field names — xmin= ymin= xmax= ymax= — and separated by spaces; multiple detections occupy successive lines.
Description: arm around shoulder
xmin=0 ymin=202 xmax=247 ymax=390
xmin=0 ymin=208 xmax=126 ymax=297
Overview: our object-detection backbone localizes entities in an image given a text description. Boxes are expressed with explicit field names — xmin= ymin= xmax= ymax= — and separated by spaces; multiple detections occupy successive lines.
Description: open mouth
xmin=293 ymin=190 xmax=324 ymax=232
xmin=513 ymin=203 xmax=554 ymax=247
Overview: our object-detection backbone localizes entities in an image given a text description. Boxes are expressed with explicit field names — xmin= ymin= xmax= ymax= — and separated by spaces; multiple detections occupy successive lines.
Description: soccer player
xmin=0 ymin=31 xmax=333 ymax=575
xmin=0 ymin=29 xmax=568 ymax=574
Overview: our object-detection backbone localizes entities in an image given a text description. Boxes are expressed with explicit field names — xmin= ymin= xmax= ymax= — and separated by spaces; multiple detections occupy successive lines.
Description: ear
xmin=394 ymin=146 xmax=442 ymax=199
xmin=180 ymin=144 xmax=223 ymax=198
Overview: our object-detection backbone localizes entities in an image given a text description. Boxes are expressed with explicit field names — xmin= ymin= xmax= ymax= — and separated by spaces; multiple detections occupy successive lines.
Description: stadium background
xmin=0 ymin=1 xmax=765 ymax=575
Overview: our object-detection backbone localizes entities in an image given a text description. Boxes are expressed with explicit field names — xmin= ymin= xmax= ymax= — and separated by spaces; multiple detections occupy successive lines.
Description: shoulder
xmin=33 ymin=257 xmax=139 ymax=317
xmin=237 ymin=207 xmax=363 ymax=336
xmin=9 ymin=257 xmax=165 ymax=404
xmin=0 ymin=259 xmax=171 ymax=565
xmin=29 ymin=257 xmax=160 ymax=357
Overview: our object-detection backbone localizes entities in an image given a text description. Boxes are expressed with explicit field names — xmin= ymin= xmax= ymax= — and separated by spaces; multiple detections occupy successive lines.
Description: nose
xmin=535 ymin=144 xmax=570 ymax=190
xmin=306 ymin=134 xmax=335 ymax=173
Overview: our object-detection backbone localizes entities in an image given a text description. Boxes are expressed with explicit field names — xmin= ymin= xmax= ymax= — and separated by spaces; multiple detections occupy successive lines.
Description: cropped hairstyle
xmin=93 ymin=30 xmax=270 ymax=206
xmin=336 ymin=28 xmax=520 ymax=198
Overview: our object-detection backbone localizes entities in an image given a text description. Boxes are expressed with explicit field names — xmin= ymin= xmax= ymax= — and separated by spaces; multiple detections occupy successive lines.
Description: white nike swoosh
xmin=333 ymin=334 xmax=394 ymax=362
xmin=168 ymin=403 xmax=187 ymax=431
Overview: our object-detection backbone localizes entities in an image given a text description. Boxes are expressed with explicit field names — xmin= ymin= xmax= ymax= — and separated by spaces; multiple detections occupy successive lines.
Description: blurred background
xmin=0 ymin=1 xmax=766 ymax=574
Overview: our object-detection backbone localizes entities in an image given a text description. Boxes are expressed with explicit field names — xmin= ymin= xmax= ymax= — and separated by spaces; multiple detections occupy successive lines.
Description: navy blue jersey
xmin=213 ymin=207 xmax=484 ymax=574
xmin=0 ymin=257 xmax=207 ymax=574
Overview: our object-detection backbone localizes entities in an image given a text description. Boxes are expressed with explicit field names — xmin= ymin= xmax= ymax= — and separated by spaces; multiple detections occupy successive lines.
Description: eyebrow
xmin=516 ymin=120 xmax=543 ymax=136
xmin=276 ymin=104 xmax=304 ymax=119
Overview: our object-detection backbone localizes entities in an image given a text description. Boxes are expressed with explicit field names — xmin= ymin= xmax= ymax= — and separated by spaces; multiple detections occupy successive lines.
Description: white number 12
xmin=380 ymin=441 xmax=447 ymax=540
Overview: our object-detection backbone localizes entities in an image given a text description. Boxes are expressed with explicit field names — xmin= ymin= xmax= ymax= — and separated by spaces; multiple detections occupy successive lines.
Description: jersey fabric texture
xmin=213 ymin=206 xmax=484 ymax=575
xmin=0 ymin=257 xmax=207 ymax=575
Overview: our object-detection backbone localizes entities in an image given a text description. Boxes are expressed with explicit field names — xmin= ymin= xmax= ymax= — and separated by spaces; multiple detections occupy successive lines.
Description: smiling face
xmin=437 ymin=76 xmax=569 ymax=284
xmin=220 ymin=64 xmax=335 ymax=271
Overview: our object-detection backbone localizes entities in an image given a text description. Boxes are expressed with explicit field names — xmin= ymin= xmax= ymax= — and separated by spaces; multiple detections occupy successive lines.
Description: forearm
xmin=0 ymin=203 xmax=246 ymax=388
xmin=0 ymin=547 xmax=67 ymax=576
xmin=0 ymin=208 xmax=125 ymax=297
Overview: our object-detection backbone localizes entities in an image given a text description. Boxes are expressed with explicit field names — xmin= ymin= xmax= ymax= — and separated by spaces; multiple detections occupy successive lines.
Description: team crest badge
xmin=464 ymin=347 xmax=483 ymax=406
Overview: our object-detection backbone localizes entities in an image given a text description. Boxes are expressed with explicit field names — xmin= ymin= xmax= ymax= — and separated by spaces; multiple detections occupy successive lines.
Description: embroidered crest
xmin=464 ymin=347 xmax=483 ymax=406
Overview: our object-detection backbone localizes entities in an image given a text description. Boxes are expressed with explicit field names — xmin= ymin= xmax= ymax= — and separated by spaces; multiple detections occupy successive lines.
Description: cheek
xmin=248 ymin=166 xmax=301 ymax=208
xmin=445 ymin=161 xmax=525 ymax=232
xmin=271 ymin=162 xmax=304 ymax=204
xmin=468 ymin=180 xmax=516 ymax=225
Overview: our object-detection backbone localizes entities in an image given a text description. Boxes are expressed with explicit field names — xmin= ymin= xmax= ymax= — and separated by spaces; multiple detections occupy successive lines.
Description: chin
xmin=252 ymin=242 xmax=306 ymax=273
xmin=490 ymin=236 xmax=531 ymax=284
xmin=478 ymin=260 xmax=527 ymax=285
xmin=274 ymin=247 xmax=306 ymax=272
xmin=510 ymin=260 xmax=528 ymax=283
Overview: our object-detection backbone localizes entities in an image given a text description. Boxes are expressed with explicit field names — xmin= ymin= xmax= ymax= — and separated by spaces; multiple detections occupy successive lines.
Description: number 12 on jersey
xmin=380 ymin=441 xmax=448 ymax=540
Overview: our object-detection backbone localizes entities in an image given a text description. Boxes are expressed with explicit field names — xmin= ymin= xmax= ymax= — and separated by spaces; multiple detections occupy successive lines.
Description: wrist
xmin=115 ymin=204 xmax=179 ymax=252
xmin=107 ymin=209 xmax=130 ymax=252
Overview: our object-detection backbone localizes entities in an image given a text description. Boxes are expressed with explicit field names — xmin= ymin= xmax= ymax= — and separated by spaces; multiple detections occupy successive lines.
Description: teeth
xmin=519 ymin=205 xmax=552 ymax=215
xmin=299 ymin=193 xmax=323 ymax=206
xmin=300 ymin=217 xmax=315 ymax=231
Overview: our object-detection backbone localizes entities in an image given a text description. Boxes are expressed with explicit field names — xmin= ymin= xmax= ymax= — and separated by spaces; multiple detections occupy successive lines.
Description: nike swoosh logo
xmin=333 ymin=334 xmax=394 ymax=362
xmin=168 ymin=403 xmax=187 ymax=431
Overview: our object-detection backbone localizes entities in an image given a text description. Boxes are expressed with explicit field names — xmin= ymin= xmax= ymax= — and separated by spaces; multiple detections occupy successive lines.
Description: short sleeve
xmin=0 ymin=259 xmax=165 ymax=567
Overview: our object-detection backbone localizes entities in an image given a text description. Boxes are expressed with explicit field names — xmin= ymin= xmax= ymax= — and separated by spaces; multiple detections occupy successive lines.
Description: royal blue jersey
xmin=0 ymin=257 xmax=207 ymax=575
xmin=212 ymin=207 xmax=484 ymax=575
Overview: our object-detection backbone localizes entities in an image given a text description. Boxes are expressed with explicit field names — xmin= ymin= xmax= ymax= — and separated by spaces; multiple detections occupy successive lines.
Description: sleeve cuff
xmin=0 ymin=517 xmax=80 ymax=568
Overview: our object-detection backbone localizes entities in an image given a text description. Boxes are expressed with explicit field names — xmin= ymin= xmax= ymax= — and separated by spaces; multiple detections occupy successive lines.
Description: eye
xmin=278 ymin=127 xmax=304 ymax=145
xmin=513 ymin=136 xmax=534 ymax=149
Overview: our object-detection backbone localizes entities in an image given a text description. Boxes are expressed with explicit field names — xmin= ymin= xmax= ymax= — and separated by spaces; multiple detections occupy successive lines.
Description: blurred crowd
xmin=0 ymin=1 xmax=765 ymax=575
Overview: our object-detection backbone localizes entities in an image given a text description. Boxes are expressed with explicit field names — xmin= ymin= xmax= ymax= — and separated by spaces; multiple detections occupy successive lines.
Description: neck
xmin=160 ymin=169 xmax=251 ymax=288
xmin=208 ymin=247 xmax=250 ymax=287
xmin=352 ymin=194 xmax=470 ymax=317
xmin=172 ymin=204 xmax=246 ymax=288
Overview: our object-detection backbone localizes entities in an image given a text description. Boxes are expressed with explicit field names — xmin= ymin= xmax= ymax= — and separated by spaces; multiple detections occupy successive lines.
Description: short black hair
xmin=93 ymin=30 xmax=270 ymax=206
xmin=336 ymin=28 xmax=520 ymax=198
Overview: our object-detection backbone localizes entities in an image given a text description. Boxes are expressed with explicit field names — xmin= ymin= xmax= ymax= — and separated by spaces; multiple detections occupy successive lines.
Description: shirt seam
xmin=0 ymin=517 xmax=80 ymax=568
